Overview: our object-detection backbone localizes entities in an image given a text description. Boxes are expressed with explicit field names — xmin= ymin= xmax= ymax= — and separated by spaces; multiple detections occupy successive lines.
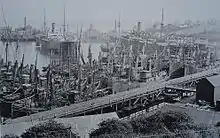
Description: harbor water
xmin=0 ymin=41 xmax=102 ymax=69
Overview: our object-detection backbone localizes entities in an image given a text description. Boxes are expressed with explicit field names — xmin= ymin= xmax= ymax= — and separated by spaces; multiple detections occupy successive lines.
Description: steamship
xmin=41 ymin=33 xmax=63 ymax=54
xmin=83 ymin=24 xmax=105 ymax=43
xmin=40 ymin=23 xmax=63 ymax=54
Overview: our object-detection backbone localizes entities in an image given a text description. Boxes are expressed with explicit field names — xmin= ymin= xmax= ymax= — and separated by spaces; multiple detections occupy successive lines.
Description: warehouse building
xmin=196 ymin=75 xmax=220 ymax=106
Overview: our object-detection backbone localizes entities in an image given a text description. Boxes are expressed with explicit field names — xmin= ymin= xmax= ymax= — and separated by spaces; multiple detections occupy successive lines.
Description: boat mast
xmin=44 ymin=8 xmax=47 ymax=34
xmin=107 ymin=42 xmax=110 ymax=69
xmin=14 ymin=40 xmax=19 ymax=62
xmin=5 ymin=43 xmax=8 ymax=67
xmin=78 ymin=27 xmax=83 ymax=93
xmin=12 ymin=60 xmax=18 ymax=89
xmin=114 ymin=19 xmax=117 ymax=48
xmin=214 ymin=46 xmax=217 ymax=66
xmin=118 ymin=14 xmax=122 ymax=77
xmin=76 ymin=24 xmax=79 ymax=39
xmin=49 ymin=66 xmax=53 ymax=107
xmin=20 ymin=54 xmax=24 ymax=74
xmin=1 ymin=4 xmax=9 ymax=66
xmin=68 ymin=44 xmax=70 ymax=88
xmin=115 ymin=20 xmax=117 ymax=32
xmin=118 ymin=14 xmax=121 ymax=40
xmin=34 ymin=52 xmax=38 ymax=87
xmin=160 ymin=8 xmax=164 ymax=39
xmin=34 ymin=52 xmax=39 ymax=107
xmin=128 ymin=45 xmax=132 ymax=90
xmin=63 ymin=5 xmax=66 ymax=40
xmin=88 ymin=44 xmax=92 ymax=66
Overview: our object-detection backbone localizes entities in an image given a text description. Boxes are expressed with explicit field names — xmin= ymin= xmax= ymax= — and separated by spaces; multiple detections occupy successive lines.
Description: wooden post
xmin=141 ymin=97 xmax=143 ymax=106
xmin=129 ymin=99 xmax=131 ymax=110
xmin=101 ymin=107 xmax=103 ymax=114
xmin=11 ymin=102 xmax=13 ymax=118
xmin=69 ymin=127 xmax=72 ymax=138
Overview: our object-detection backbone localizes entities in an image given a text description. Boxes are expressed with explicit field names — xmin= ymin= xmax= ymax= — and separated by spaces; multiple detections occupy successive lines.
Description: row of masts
xmin=43 ymin=5 xmax=89 ymax=95
xmin=109 ymin=8 xmax=164 ymax=78
xmin=0 ymin=5 xmax=169 ymax=118
xmin=1 ymin=4 xmax=74 ymax=105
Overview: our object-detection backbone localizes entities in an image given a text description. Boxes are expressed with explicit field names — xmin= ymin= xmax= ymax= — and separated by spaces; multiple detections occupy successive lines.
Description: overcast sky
xmin=1 ymin=0 xmax=220 ymax=31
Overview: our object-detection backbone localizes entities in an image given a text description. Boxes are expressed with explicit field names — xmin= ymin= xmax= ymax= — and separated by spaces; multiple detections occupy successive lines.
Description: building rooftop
xmin=206 ymin=74 xmax=220 ymax=87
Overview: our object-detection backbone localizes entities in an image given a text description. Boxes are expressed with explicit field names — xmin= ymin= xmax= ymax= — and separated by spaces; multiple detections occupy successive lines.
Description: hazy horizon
xmin=1 ymin=0 xmax=220 ymax=32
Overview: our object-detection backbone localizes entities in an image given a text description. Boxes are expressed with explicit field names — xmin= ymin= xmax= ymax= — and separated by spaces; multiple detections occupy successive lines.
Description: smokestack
xmin=24 ymin=16 xmax=27 ymax=30
xmin=89 ymin=24 xmax=93 ymax=30
xmin=161 ymin=8 xmax=164 ymax=29
xmin=52 ymin=23 xmax=55 ymax=33
xmin=137 ymin=21 xmax=141 ymax=32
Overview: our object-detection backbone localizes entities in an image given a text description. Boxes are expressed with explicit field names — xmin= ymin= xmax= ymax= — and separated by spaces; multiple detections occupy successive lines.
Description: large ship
xmin=39 ymin=8 xmax=76 ymax=54
xmin=40 ymin=32 xmax=64 ymax=54
xmin=82 ymin=24 xmax=105 ymax=43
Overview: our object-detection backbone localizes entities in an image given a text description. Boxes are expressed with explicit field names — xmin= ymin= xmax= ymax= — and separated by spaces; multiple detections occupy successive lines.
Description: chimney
xmin=52 ymin=23 xmax=55 ymax=33
xmin=89 ymin=24 xmax=93 ymax=30
xmin=137 ymin=22 xmax=141 ymax=32
xmin=24 ymin=16 xmax=27 ymax=30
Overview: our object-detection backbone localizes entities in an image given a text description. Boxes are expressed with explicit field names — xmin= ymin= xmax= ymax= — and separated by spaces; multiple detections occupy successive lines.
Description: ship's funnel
xmin=89 ymin=24 xmax=93 ymax=30
xmin=24 ymin=16 xmax=27 ymax=30
xmin=52 ymin=23 xmax=55 ymax=33
xmin=137 ymin=22 xmax=141 ymax=32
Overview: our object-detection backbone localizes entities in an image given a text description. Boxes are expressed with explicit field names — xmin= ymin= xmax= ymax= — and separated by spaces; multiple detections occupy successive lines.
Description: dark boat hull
xmin=170 ymin=66 xmax=184 ymax=79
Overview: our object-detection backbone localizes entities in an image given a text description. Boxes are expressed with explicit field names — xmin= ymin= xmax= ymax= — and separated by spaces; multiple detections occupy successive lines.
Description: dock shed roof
xmin=206 ymin=74 xmax=220 ymax=87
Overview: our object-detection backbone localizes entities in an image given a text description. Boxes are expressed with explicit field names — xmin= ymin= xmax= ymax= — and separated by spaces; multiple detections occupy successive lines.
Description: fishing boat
xmin=100 ymin=42 xmax=114 ymax=53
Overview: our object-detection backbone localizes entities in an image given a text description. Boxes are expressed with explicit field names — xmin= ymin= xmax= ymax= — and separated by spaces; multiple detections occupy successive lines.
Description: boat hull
xmin=169 ymin=62 xmax=197 ymax=79
xmin=41 ymin=39 xmax=61 ymax=54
